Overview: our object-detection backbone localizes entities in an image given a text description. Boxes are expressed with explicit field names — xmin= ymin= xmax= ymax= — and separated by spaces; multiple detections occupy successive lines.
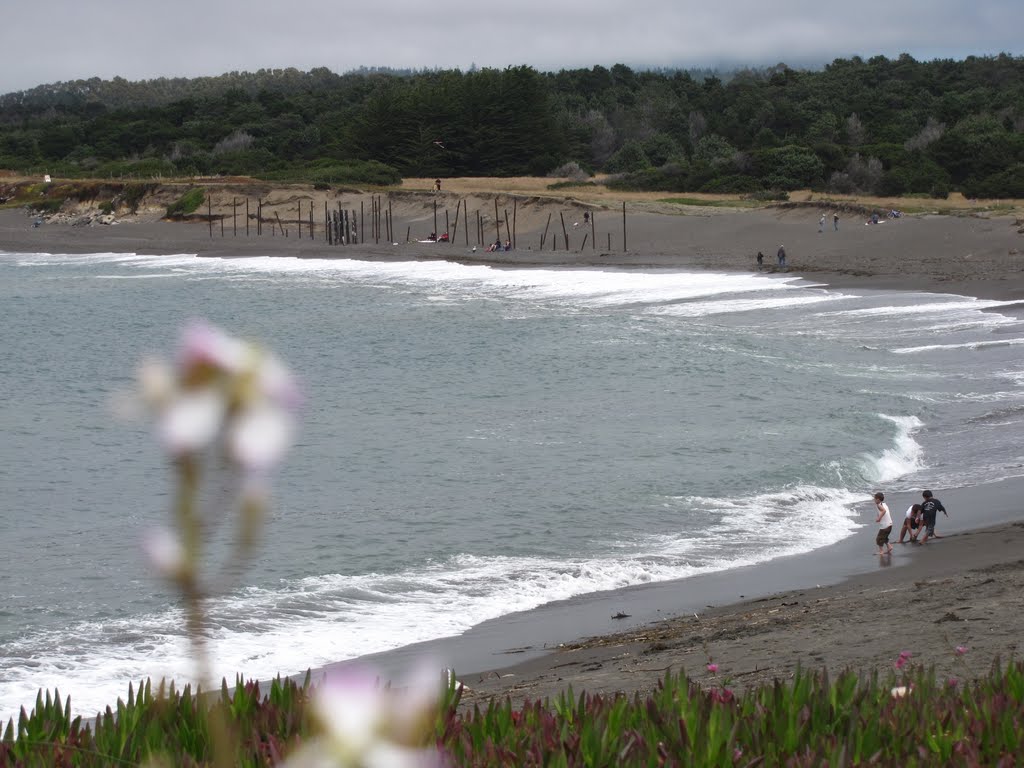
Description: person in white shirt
xmin=897 ymin=503 xmax=923 ymax=544
xmin=874 ymin=492 xmax=893 ymax=555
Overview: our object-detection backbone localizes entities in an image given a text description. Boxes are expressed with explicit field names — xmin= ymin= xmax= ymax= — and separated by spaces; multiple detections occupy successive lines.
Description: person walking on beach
xmin=833 ymin=212 xmax=840 ymax=231
xmin=756 ymin=251 xmax=764 ymax=270
xmin=918 ymin=490 xmax=949 ymax=544
xmin=777 ymin=245 xmax=786 ymax=267
xmin=818 ymin=214 xmax=825 ymax=233
xmin=874 ymin=492 xmax=894 ymax=555
xmin=897 ymin=503 xmax=923 ymax=544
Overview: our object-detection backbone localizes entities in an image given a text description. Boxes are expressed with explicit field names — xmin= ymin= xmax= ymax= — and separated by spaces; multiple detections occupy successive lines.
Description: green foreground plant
xmin=4 ymin=662 xmax=1023 ymax=766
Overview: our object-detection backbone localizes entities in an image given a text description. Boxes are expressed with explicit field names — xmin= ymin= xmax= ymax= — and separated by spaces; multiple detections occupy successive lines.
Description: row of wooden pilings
xmin=205 ymin=195 xmax=629 ymax=251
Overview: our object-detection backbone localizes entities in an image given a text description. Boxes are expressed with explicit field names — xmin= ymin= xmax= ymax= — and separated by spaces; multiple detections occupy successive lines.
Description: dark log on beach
xmin=275 ymin=212 xmax=286 ymax=237
xmin=581 ymin=233 xmax=588 ymax=250
xmin=560 ymin=211 xmax=569 ymax=250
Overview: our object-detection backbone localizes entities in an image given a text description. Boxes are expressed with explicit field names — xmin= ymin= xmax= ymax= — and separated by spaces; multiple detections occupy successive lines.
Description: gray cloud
xmin=2 ymin=0 xmax=1021 ymax=94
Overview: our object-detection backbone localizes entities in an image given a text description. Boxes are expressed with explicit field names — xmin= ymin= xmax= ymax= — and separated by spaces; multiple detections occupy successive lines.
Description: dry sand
xmin=4 ymin=183 xmax=1024 ymax=708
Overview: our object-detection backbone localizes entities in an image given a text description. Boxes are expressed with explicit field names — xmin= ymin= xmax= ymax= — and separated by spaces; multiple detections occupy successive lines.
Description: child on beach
xmin=918 ymin=490 xmax=949 ymax=544
xmin=874 ymin=492 xmax=893 ymax=555
xmin=897 ymin=503 xmax=923 ymax=544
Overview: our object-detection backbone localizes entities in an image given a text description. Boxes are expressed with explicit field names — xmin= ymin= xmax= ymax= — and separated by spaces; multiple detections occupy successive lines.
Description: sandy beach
xmin=3 ymin=184 xmax=1024 ymax=709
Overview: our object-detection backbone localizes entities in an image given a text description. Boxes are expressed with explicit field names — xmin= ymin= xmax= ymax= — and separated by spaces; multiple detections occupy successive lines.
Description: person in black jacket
xmin=918 ymin=490 xmax=949 ymax=544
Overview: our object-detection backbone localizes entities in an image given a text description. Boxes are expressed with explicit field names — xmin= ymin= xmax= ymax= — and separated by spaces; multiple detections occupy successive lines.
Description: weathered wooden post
xmin=445 ymin=209 xmax=449 ymax=240
xmin=208 ymin=196 xmax=213 ymax=238
xmin=451 ymin=199 xmax=462 ymax=242
xmin=232 ymin=198 xmax=237 ymax=237
xmin=433 ymin=199 xmax=438 ymax=236
xmin=560 ymin=212 xmax=569 ymax=250
xmin=297 ymin=200 xmax=302 ymax=239
xmin=622 ymin=202 xmax=627 ymax=251
xmin=512 ymin=198 xmax=517 ymax=250
xmin=541 ymin=213 xmax=552 ymax=250
xmin=591 ymin=211 xmax=596 ymax=250
xmin=494 ymin=199 xmax=500 ymax=241
xmin=360 ymin=201 xmax=364 ymax=245
xmin=246 ymin=198 xmax=250 ymax=237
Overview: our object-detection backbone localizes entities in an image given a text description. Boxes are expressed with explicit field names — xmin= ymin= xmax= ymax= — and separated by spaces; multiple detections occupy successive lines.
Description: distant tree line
xmin=1 ymin=54 xmax=1022 ymax=197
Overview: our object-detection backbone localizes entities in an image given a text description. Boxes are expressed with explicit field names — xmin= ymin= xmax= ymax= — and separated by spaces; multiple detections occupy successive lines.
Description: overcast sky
xmin=2 ymin=0 xmax=1021 ymax=95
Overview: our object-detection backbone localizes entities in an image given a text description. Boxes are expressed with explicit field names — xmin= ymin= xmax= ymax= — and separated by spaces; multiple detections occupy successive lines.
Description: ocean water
xmin=2 ymin=248 xmax=1023 ymax=721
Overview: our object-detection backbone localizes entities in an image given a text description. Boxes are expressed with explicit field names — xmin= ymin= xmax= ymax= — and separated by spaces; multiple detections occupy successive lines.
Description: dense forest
xmin=1 ymin=54 xmax=1023 ymax=197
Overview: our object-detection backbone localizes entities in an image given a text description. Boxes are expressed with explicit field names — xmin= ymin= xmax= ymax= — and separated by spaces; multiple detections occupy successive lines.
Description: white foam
xmin=892 ymin=337 xmax=1024 ymax=354
xmin=0 ymin=476 xmax=867 ymax=723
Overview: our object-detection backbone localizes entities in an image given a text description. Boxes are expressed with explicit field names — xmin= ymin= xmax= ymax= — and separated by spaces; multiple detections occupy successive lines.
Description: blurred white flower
xmin=229 ymin=403 xmax=294 ymax=472
xmin=134 ymin=320 xmax=299 ymax=471
xmin=158 ymin=387 xmax=226 ymax=455
xmin=279 ymin=665 xmax=443 ymax=768
xmin=142 ymin=527 xmax=186 ymax=579
xmin=178 ymin=319 xmax=248 ymax=375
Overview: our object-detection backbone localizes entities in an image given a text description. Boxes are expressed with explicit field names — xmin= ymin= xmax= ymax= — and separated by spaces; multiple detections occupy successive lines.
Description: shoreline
xmin=4 ymin=203 xmax=1024 ymax=707
xmin=320 ymin=478 xmax=1024 ymax=707
xmin=3 ymin=204 xmax=1024 ymax=304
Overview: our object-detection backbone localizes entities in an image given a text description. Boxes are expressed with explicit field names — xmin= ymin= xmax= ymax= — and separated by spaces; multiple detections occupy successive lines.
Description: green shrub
xmin=29 ymin=198 xmax=64 ymax=214
xmin=166 ymin=187 xmax=206 ymax=218
xmin=122 ymin=182 xmax=157 ymax=213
